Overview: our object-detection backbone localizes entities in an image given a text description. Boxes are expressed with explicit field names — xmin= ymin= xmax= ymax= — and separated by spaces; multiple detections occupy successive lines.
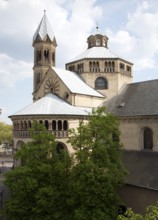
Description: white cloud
xmin=106 ymin=1 xmax=158 ymax=72
xmin=0 ymin=53 xmax=32 ymax=93
xmin=1 ymin=0 xmax=158 ymax=123
xmin=55 ymin=0 xmax=103 ymax=63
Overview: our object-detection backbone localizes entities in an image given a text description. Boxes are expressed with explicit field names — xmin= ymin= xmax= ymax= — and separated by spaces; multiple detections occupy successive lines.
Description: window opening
xmin=143 ymin=128 xmax=153 ymax=150
xmin=95 ymin=77 xmax=108 ymax=90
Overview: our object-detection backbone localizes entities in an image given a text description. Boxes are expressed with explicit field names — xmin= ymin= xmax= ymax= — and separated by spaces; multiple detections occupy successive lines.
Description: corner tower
xmin=33 ymin=11 xmax=57 ymax=100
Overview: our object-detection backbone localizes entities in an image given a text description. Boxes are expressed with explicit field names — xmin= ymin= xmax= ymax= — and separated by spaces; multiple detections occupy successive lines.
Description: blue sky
xmin=0 ymin=0 xmax=158 ymax=124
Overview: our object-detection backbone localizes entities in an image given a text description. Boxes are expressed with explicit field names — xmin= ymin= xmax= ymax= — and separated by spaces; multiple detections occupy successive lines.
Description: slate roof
xmin=10 ymin=93 xmax=91 ymax=117
xmin=52 ymin=66 xmax=104 ymax=98
xmin=122 ymin=150 xmax=158 ymax=190
xmin=33 ymin=12 xmax=55 ymax=43
xmin=104 ymin=79 xmax=158 ymax=117
xmin=69 ymin=46 xmax=119 ymax=62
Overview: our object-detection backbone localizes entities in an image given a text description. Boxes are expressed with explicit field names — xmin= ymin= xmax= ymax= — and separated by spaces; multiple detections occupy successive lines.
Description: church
xmin=9 ymin=12 xmax=158 ymax=213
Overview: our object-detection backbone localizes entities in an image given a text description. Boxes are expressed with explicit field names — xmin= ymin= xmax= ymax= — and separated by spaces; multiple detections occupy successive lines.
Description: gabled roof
xmin=33 ymin=12 xmax=55 ymax=43
xmin=10 ymin=93 xmax=91 ymax=117
xmin=52 ymin=66 xmax=104 ymax=98
xmin=69 ymin=46 xmax=119 ymax=63
xmin=104 ymin=79 xmax=158 ymax=117
xmin=122 ymin=150 xmax=158 ymax=190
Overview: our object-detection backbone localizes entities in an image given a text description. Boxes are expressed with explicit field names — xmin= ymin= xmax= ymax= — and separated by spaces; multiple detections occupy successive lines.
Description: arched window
xmin=44 ymin=49 xmax=49 ymax=59
xmin=56 ymin=142 xmax=67 ymax=160
xmin=95 ymin=77 xmax=108 ymax=90
xmin=105 ymin=61 xmax=108 ymax=67
xmin=17 ymin=122 xmax=20 ymax=130
xmin=111 ymin=61 xmax=115 ymax=72
xmin=37 ymin=50 xmax=41 ymax=62
xmin=89 ymin=62 xmax=92 ymax=68
xmin=44 ymin=120 xmax=49 ymax=130
xmin=52 ymin=120 xmax=56 ymax=130
xmin=28 ymin=121 xmax=32 ymax=129
xmin=20 ymin=121 xmax=23 ymax=130
xmin=24 ymin=121 xmax=27 ymax=130
xmin=93 ymin=61 xmax=96 ymax=69
xmin=16 ymin=141 xmax=25 ymax=149
xmin=63 ymin=120 xmax=68 ymax=131
xmin=58 ymin=120 xmax=62 ymax=131
xmin=56 ymin=142 xmax=65 ymax=153
xmin=112 ymin=61 xmax=115 ymax=67
xmin=143 ymin=128 xmax=153 ymax=150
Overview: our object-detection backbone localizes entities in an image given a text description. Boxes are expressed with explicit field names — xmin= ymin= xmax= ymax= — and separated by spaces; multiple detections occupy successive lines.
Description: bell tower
xmin=32 ymin=11 xmax=57 ymax=100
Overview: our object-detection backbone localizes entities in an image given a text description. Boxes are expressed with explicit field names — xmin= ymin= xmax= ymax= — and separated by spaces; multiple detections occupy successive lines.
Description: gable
xmin=34 ymin=67 xmax=70 ymax=101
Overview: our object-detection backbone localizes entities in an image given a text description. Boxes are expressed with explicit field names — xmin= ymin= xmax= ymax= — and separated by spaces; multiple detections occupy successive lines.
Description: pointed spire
xmin=33 ymin=11 xmax=56 ymax=43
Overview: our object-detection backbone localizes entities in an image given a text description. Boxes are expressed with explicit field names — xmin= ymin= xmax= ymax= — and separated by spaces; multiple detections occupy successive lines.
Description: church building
xmin=9 ymin=12 xmax=158 ymax=214
xmin=9 ymin=12 xmax=133 ymax=152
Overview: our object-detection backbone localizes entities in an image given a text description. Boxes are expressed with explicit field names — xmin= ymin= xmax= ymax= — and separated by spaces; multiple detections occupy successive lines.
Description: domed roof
xmin=70 ymin=46 xmax=119 ymax=62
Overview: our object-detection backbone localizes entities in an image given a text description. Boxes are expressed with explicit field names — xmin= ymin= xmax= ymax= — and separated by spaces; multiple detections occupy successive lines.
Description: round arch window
xmin=56 ymin=142 xmax=67 ymax=159
xmin=95 ymin=77 xmax=108 ymax=90
xmin=143 ymin=128 xmax=153 ymax=150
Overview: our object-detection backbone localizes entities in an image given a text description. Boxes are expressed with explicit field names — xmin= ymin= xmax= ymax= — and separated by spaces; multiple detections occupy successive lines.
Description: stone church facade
xmin=9 ymin=12 xmax=158 ymax=213
xmin=9 ymin=12 xmax=133 ymax=152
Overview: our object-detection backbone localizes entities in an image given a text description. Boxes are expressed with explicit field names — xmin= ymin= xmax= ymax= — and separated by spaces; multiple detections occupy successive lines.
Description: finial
xmin=96 ymin=21 xmax=99 ymax=33
xmin=44 ymin=10 xmax=46 ymax=14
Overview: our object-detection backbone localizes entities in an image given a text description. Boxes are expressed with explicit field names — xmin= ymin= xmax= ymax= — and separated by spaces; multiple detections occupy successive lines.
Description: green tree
xmin=68 ymin=107 xmax=126 ymax=220
xmin=118 ymin=202 xmax=158 ymax=219
xmin=3 ymin=122 xmax=72 ymax=220
xmin=3 ymin=108 xmax=126 ymax=220
xmin=0 ymin=122 xmax=12 ymax=145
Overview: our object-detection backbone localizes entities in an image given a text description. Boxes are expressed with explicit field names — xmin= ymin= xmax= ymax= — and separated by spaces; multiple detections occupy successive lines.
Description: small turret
xmin=87 ymin=26 xmax=109 ymax=49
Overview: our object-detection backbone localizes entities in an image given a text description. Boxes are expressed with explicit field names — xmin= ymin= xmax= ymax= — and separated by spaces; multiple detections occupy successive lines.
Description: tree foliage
xmin=0 ymin=122 xmax=12 ymax=145
xmin=68 ymin=107 xmax=126 ymax=220
xmin=118 ymin=203 xmax=158 ymax=220
xmin=3 ymin=107 xmax=126 ymax=220
xmin=3 ymin=122 xmax=72 ymax=220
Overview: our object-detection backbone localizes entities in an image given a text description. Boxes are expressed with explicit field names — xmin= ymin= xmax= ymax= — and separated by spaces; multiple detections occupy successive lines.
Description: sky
xmin=1 ymin=0 xmax=158 ymax=124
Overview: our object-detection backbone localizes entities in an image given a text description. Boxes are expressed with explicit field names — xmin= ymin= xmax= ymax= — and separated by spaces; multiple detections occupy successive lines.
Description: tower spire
xmin=33 ymin=11 xmax=56 ymax=44
xmin=33 ymin=12 xmax=57 ymax=101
